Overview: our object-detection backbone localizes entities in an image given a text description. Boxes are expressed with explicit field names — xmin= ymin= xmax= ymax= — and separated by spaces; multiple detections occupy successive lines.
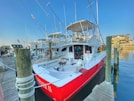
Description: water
xmin=115 ymin=50 xmax=134 ymax=101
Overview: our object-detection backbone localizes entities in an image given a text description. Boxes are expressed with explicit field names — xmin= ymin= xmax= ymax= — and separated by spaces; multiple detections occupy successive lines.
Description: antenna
xmin=74 ymin=0 xmax=77 ymax=21
xmin=46 ymin=2 xmax=63 ymax=25
xmin=44 ymin=24 xmax=48 ymax=37
xmin=63 ymin=5 xmax=67 ymax=28
xmin=88 ymin=0 xmax=97 ymax=24
xmin=88 ymin=0 xmax=105 ymax=45
xmin=63 ymin=5 xmax=68 ymax=40
xmin=53 ymin=15 xmax=57 ymax=32
xmin=34 ymin=0 xmax=49 ymax=16
xmin=46 ymin=1 xmax=64 ymax=33
xmin=96 ymin=0 xmax=98 ymax=25
xmin=95 ymin=0 xmax=105 ymax=45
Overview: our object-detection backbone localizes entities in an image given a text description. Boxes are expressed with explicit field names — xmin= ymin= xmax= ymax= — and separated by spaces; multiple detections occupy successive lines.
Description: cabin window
xmin=69 ymin=46 xmax=73 ymax=52
xmin=11 ymin=44 xmax=23 ymax=49
xmin=74 ymin=45 xmax=83 ymax=59
xmin=62 ymin=48 xmax=67 ymax=52
xmin=85 ymin=45 xmax=92 ymax=53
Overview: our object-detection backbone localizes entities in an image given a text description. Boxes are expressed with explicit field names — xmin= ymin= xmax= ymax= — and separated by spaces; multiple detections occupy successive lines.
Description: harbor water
xmin=114 ymin=50 xmax=134 ymax=101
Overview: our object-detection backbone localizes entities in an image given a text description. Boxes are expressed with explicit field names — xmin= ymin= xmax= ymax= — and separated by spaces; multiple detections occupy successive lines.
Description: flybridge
xmin=66 ymin=20 xmax=95 ymax=32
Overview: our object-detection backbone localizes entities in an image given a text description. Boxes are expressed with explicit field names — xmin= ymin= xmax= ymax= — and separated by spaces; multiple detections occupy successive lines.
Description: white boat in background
xmin=0 ymin=44 xmax=23 ymax=56
xmin=30 ymin=32 xmax=68 ymax=63
xmin=10 ymin=44 xmax=23 ymax=54
xmin=33 ymin=19 xmax=106 ymax=101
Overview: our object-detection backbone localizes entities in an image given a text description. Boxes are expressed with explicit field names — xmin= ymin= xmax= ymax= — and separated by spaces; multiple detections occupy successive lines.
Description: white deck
xmin=33 ymin=51 xmax=106 ymax=87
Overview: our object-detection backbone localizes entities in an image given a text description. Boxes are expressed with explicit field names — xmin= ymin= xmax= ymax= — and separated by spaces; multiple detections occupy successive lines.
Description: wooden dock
xmin=84 ymin=81 xmax=114 ymax=101
xmin=0 ymin=56 xmax=19 ymax=101
xmin=84 ymin=36 xmax=114 ymax=101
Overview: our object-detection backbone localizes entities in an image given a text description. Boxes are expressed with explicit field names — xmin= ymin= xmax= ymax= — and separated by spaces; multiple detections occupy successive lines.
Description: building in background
xmin=112 ymin=34 xmax=134 ymax=50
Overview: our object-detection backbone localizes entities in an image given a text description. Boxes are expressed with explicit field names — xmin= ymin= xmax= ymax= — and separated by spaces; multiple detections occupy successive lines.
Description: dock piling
xmin=105 ymin=36 xmax=112 ymax=82
xmin=15 ymin=48 xmax=35 ymax=101
xmin=49 ymin=42 xmax=52 ymax=60
xmin=114 ymin=48 xmax=119 ymax=71
xmin=113 ymin=48 xmax=119 ymax=97
xmin=35 ymin=44 xmax=37 ymax=56
xmin=114 ymin=48 xmax=119 ymax=76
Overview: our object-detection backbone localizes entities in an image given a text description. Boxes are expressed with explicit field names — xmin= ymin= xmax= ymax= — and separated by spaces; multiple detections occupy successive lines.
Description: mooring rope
xmin=15 ymin=74 xmax=35 ymax=99
xmin=0 ymin=62 xmax=16 ymax=71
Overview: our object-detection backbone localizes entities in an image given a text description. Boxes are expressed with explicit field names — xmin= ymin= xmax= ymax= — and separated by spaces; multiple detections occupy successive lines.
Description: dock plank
xmin=84 ymin=81 xmax=114 ymax=101
xmin=0 ymin=56 xmax=19 ymax=101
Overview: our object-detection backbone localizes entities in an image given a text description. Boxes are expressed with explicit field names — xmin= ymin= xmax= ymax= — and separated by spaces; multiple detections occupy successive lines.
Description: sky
xmin=0 ymin=0 xmax=134 ymax=46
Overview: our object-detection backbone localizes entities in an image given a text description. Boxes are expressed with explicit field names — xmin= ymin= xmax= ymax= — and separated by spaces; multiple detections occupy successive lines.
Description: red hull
xmin=35 ymin=58 xmax=105 ymax=101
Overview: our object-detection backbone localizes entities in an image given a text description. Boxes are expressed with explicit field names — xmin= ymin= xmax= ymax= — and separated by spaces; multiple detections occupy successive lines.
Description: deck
xmin=84 ymin=81 xmax=114 ymax=101
xmin=0 ymin=56 xmax=19 ymax=101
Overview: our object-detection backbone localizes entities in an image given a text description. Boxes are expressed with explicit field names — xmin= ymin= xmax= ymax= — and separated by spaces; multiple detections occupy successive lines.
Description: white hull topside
xmin=33 ymin=51 xmax=106 ymax=87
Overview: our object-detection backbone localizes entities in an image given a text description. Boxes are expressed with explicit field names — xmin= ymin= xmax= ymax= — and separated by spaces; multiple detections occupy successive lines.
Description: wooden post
xmin=35 ymin=44 xmax=37 ymax=56
xmin=114 ymin=48 xmax=118 ymax=69
xmin=113 ymin=75 xmax=117 ymax=98
xmin=105 ymin=36 xmax=112 ymax=82
xmin=113 ymin=48 xmax=119 ymax=97
xmin=117 ymin=50 xmax=119 ymax=67
xmin=49 ymin=42 xmax=52 ymax=60
xmin=15 ymin=49 xmax=35 ymax=101
xmin=113 ymin=48 xmax=119 ymax=83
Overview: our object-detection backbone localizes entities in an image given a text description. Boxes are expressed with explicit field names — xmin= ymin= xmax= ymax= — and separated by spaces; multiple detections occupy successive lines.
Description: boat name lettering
xmin=44 ymin=85 xmax=52 ymax=93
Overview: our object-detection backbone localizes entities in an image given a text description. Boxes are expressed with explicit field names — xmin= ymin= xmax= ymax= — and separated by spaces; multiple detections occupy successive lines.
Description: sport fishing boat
xmin=30 ymin=32 xmax=67 ymax=63
xmin=33 ymin=19 xmax=106 ymax=101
